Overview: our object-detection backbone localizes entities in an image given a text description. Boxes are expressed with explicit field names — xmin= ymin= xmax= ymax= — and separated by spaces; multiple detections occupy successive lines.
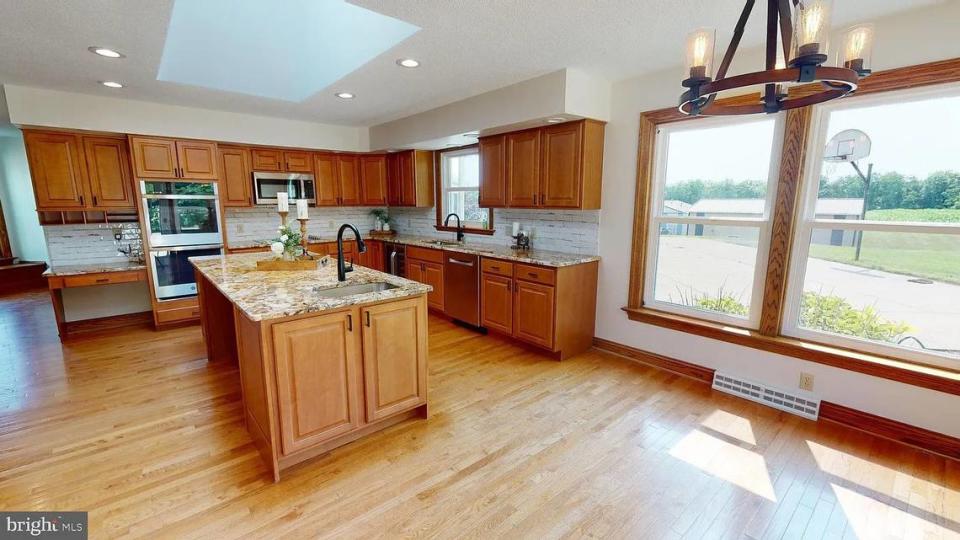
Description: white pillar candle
xmin=512 ymin=222 xmax=520 ymax=236
xmin=276 ymin=192 xmax=289 ymax=212
xmin=296 ymin=199 xmax=309 ymax=220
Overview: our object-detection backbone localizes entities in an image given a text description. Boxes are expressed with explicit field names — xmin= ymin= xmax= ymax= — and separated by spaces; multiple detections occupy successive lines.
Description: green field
xmin=808 ymin=208 xmax=960 ymax=284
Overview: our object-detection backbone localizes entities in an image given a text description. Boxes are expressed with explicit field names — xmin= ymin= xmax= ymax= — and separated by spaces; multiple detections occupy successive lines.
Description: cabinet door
xmin=24 ymin=132 xmax=88 ymax=209
xmin=506 ymin=130 xmax=541 ymax=207
xmin=479 ymin=135 xmax=507 ymax=207
xmin=386 ymin=153 xmax=402 ymax=206
xmin=175 ymin=140 xmax=218 ymax=180
xmin=314 ymin=153 xmax=341 ymax=206
xmin=514 ymin=280 xmax=555 ymax=349
xmin=541 ymin=122 xmax=583 ymax=208
xmin=360 ymin=155 xmax=388 ymax=206
xmin=251 ymin=148 xmax=283 ymax=171
xmin=284 ymin=151 xmax=313 ymax=173
xmin=129 ymin=136 xmax=179 ymax=179
xmin=217 ymin=146 xmax=252 ymax=207
xmin=481 ymin=273 xmax=513 ymax=335
xmin=82 ymin=137 xmax=134 ymax=208
xmin=273 ymin=310 xmax=362 ymax=455
xmin=337 ymin=155 xmax=362 ymax=206
xmin=406 ymin=259 xmax=423 ymax=283
xmin=421 ymin=261 xmax=445 ymax=312
xmin=361 ymin=297 xmax=428 ymax=421
xmin=398 ymin=150 xmax=416 ymax=207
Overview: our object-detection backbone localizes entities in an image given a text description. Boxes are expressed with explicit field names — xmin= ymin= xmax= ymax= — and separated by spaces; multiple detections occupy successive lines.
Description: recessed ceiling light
xmin=100 ymin=81 xmax=124 ymax=88
xmin=88 ymin=46 xmax=125 ymax=59
xmin=546 ymin=117 xmax=567 ymax=124
xmin=335 ymin=92 xmax=355 ymax=99
xmin=396 ymin=58 xmax=420 ymax=68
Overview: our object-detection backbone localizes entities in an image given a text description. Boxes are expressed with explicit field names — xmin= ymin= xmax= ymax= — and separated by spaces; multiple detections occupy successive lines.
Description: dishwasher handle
xmin=447 ymin=257 xmax=475 ymax=267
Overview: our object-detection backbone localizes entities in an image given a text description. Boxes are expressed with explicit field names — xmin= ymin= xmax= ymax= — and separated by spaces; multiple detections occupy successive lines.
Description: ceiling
xmin=0 ymin=0 xmax=945 ymax=127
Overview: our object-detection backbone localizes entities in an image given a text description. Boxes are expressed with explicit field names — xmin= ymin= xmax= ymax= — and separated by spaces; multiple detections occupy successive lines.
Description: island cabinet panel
xmin=481 ymin=273 xmax=513 ymax=334
xmin=361 ymin=297 xmax=428 ymax=422
xmin=513 ymin=280 xmax=555 ymax=349
xmin=25 ymin=131 xmax=88 ymax=209
xmin=273 ymin=311 xmax=363 ymax=455
xmin=337 ymin=155 xmax=362 ymax=206
xmin=506 ymin=129 xmax=541 ymax=207
xmin=359 ymin=154 xmax=388 ymax=206
xmin=478 ymin=135 xmax=507 ymax=207
xmin=314 ymin=153 xmax=341 ymax=206
xmin=217 ymin=146 xmax=252 ymax=207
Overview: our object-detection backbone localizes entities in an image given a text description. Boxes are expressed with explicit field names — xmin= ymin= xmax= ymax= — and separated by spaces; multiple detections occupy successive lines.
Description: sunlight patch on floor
xmin=670 ymin=429 xmax=776 ymax=501
xmin=699 ymin=409 xmax=757 ymax=445
xmin=832 ymin=483 xmax=960 ymax=539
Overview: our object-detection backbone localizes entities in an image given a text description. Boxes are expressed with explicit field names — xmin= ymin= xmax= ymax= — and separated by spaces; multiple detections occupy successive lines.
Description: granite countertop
xmin=190 ymin=252 xmax=432 ymax=322
xmin=228 ymin=235 xmax=354 ymax=250
xmin=43 ymin=260 xmax=147 ymax=277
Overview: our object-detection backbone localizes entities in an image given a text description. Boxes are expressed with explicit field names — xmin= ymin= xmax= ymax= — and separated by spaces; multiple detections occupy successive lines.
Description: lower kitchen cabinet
xmin=361 ymin=298 xmax=428 ymax=421
xmin=514 ymin=280 xmax=555 ymax=348
xmin=273 ymin=311 xmax=362 ymax=455
xmin=480 ymin=273 xmax=513 ymax=334
xmin=406 ymin=246 xmax=445 ymax=312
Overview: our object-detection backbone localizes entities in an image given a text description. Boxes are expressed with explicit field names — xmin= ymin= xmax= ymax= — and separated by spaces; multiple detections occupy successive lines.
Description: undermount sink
xmin=313 ymin=282 xmax=398 ymax=298
xmin=428 ymin=240 xmax=462 ymax=247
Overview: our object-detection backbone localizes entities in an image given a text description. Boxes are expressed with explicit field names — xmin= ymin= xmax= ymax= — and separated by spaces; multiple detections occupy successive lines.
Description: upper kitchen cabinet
xmin=336 ymin=154 xmax=363 ymax=206
xmin=314 ymin=152 xmax=341 ymax=206
xmin=217 ymin=145 xmax=252 ymax=207
xmin=25 ymin=130 xmax=135 ymax=211
xmin=479 ymin=119 xmax=605 ymax=210
xmin=359 ymin=154 xmax=388 ymax=206
xmin=389 ymin=150 xmax=434 ymax=208
xmin=129 ymin=136 xmax=218 ymax=180
xmin=251 ymin=148 xmax=314 ymax=174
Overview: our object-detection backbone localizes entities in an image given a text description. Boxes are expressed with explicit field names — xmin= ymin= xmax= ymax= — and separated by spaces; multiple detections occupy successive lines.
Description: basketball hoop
xmin=824 ymin=129 xmax=872 ymax=163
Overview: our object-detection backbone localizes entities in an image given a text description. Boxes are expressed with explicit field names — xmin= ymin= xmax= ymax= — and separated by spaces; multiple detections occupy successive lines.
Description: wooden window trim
xmin=433 ymin=144 xmax=494 ymax=234
xmin=625 ymin=58 xmax=960 ymax=391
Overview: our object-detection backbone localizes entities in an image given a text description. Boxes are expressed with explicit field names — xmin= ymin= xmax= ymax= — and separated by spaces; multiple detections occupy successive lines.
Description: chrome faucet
xmin=336 ymin=223 xmax=367 ymax=281
xmin=444 ymin=212 xmax=464 ymax=242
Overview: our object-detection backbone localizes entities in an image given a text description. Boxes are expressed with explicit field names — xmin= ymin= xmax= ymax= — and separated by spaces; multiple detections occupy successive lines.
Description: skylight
xmin=157 ymin=0 xmax=419 ymax=102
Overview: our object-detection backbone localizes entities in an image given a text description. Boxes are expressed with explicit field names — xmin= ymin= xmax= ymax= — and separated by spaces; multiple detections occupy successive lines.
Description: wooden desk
xmin=46 ymin=266 xmax=150 ymax=340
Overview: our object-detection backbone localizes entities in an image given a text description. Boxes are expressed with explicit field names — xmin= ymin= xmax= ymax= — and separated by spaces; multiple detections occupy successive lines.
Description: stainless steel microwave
xmin=253 ymin=172 xmax=316 ymax=205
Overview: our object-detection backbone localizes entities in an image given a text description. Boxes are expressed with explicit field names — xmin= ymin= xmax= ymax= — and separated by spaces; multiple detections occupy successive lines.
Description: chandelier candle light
xmin=680 ymin=0 xmax=874 ymax=116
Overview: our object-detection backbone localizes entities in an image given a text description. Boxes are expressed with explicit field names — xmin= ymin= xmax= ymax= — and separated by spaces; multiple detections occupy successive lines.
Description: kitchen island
xmin=191 ymin=252 xmax=431 ymax=481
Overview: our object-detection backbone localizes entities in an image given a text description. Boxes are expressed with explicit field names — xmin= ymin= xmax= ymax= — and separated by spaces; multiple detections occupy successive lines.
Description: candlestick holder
xmin=278 ymin=210 xmax=289 ymax=227
xmin=256 ymin=209 xmax=319 ymax=271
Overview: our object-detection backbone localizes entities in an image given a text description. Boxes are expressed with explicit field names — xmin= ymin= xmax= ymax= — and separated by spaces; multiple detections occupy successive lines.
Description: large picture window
xmin=644 ymin=116 xmax=785 ymax=327
xmin=782 ymin=86 xmax=960 ymax=368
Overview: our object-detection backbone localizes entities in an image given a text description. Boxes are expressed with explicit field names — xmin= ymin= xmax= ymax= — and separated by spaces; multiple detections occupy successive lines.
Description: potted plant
xmin=369 ymin=208 xmax=390 ymax=231
xmin=270 ymin=223 xmax=303 ymax=260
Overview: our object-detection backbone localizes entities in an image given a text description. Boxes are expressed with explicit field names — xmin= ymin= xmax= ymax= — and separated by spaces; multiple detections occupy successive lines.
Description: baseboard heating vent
xmin=712 ymin=372 xmax=820 ymax=420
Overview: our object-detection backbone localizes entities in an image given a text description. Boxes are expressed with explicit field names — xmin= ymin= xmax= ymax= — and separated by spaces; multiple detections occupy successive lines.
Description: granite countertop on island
xmin=42 ymin=260 xmax=147 ymax=277
xmin=190 ymin=252 xmax=432 ymax=322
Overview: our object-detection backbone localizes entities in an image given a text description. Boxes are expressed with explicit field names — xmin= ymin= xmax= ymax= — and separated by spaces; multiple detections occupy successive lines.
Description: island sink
xmin=313 ymin=282 xmax=398 ymax=298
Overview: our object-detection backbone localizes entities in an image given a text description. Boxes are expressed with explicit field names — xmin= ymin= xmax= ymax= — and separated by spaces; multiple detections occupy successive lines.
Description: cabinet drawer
xmin=406 ymin=246 xmax=443 ymax=264
xmin=63 ymin=270 xmax=144 ymax=288
xmin=481 ymin=258 xmax=513 ymax=277
xmin=514 ymin=263 xmax=556 ymax=286
xmin=156 ymin=305 xmax=201 ymax=323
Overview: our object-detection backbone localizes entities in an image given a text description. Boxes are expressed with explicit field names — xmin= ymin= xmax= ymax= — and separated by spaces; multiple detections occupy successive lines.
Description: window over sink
xmin=436 ymin=146 xmax=493 ymax=233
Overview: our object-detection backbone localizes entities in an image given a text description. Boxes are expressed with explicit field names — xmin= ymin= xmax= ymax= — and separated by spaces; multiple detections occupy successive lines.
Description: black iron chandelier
xmin=680 ymin=0 xmax=875 ymax=116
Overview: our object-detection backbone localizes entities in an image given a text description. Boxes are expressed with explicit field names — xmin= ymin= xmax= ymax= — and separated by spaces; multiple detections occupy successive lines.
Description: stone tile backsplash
xmin=224 ymin=206 xmax=378 ymax=245
xmin=44 ymin=223 xmax=143 ymax=267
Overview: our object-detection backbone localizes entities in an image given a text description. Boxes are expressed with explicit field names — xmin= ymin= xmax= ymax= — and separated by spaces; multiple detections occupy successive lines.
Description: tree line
xmin=664 ymin=170 xmax=960 ymax=210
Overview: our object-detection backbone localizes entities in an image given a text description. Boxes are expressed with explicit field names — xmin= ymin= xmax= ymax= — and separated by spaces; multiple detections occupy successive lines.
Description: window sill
xmin=621 ymin=306 xmax=960 ymax=396
xmin=434 ymin=225 xmax=495 ymax=236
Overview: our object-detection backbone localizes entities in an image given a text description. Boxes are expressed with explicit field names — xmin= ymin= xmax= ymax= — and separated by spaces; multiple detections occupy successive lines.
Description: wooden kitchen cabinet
xmin=82 ymin=136 xmax=136 ymax=208
xmin=130 ymin=136 xmax=218 ymax=180
xmin=389 ymin=150 xmax=434 ymax=207
xmin=337 ymin=155 xmax=362 ymax=206
xmin=217 ymin=145 xmax=252 ymax=207
xmin=406 ymin=246 xmax=445 ymax=312
xmin=25 ymin=131 xmax=89 ymax=209
xmin=386 ymin=153 xmax=402 ymax=206
xmin=251 ymin=148 xmax=283 ymax=171
xmin=273 ymin=310 xmax=362 ymax=454
xmin=479 ymin=119 xmax=604 ymax=209
xmin=283 ymin=151 xmax=313 ymax=173
xmin=314 ymin=153 xmax=341 ymax=206
xmin=478 ymin=135 xmax=507 ymax=207
xmin=360 ymin=239 xmax=383 ymax=271
xmin=359 ymin=154 xmax=388 ymax=206
xmin=481 ymin=273 xmax=513 ymax=334
xmin=514 ymin=280 xmax=555 ymax=349
xmin=361 ymin=297 xmax=428 ymax=421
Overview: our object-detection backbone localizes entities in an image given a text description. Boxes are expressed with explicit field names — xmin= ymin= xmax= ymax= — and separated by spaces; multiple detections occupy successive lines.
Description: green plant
xmin=272 ymin=223 xmax=302 ymax=256
xmin=675 ymin=286 xmax=748 ymax=317
xmin=799 ymin=292 xmax=911 ymax=343
xmin=369 ymin=208 xmax=391 ymax=228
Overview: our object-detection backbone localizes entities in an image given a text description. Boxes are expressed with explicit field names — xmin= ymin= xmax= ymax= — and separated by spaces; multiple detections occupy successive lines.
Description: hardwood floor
xmin=1 ymin=289 xmax=958 ymax=539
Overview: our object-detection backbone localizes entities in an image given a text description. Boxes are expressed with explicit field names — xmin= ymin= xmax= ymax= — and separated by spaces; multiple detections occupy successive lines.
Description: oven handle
xmin=149 ymin=244 xmax=223 ymax=253
xmin=141 ymin=194 xmax=217 ymax=200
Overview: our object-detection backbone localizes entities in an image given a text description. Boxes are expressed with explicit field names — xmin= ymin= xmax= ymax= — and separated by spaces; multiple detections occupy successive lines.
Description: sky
xmin=662 ymin=91 xmax=960 ymax=185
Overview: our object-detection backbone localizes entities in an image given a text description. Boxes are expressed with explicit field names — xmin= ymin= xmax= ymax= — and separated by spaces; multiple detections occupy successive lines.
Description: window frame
xmin=624 ymin=58 xmax=960 ymax=394
xmin=781 ymin=83 xmax=960 ymax=369
xmin=643 ymin=115 xmax=786 ymax=328
xmin=433 ymin=144 xmax=494 ymax=235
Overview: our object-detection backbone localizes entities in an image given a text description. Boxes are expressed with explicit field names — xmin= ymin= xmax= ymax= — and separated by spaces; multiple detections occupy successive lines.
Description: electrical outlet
xmin=799 ymin=372 xmax=815 ymax=392
xmin=235 ymin=223 xmax=245 ymax=233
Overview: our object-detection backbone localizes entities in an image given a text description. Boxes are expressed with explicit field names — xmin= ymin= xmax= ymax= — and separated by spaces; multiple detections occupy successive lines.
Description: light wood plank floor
xmin=1 ymin=289 xmax=958 ymax=539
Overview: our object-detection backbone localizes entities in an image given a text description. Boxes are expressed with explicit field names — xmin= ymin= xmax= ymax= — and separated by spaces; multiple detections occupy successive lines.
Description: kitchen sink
xmin=313 ymin=282 xmax=398 ymax=298
xmin=428 ymin=240 xmax=462 ymax=247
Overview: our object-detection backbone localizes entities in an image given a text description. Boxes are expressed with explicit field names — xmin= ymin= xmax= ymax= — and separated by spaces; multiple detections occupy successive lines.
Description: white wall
xmin=596 ymin=1 xmax=960 ymax=437
xmin=3 ymin=85 xmax=369 ymax=152
xmin=0 ymin=125 xmax=47 ymax=261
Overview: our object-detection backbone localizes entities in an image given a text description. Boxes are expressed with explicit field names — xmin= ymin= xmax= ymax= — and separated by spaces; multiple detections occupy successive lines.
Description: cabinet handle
xmin=347 ymin=314 xmax=353 ymax=331
xmin=528 ymin=272 xmax=538 ymax=278
xmin=490 ymin=266 xmax=500 ymax=271
xmin=365 ymin=311 xmax=371 ymax=327
xmin=95 ymin=278 xmax=110 ymax=283
xmin=79 ymin=195 xmax=85 ymax=206
xmin=506 ymin=281 xmax=511 ymax=292
xmin=92 ymin=195 xmax=98 ymax=206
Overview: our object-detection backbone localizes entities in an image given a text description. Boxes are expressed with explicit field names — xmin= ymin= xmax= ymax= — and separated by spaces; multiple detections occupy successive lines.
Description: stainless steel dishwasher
xmin=444 ymin=252 xmax=480 ymax=326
